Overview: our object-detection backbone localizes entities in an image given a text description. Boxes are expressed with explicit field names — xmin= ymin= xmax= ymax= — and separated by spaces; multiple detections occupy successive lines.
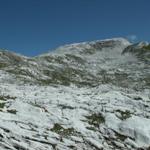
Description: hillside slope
xmin=0 ymin=38 xmax=150 ymax=150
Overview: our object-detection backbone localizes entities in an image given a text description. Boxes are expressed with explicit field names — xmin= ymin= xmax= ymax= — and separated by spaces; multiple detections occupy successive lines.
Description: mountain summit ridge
xmin=0 ymin=37 xmax=130 ymax=57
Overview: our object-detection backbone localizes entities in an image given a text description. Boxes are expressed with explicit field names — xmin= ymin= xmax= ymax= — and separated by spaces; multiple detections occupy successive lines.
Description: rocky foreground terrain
xmin=0 ymin=38 xmax=150 ymax=150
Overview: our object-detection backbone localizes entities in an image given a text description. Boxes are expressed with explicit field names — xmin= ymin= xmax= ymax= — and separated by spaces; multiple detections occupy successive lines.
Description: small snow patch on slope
xmin=119 ymin=116 xmax=150 ymax=147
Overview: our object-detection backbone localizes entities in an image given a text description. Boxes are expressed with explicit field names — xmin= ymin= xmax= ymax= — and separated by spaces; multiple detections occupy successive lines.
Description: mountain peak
xmin=41 ymin=37 xmax=131 ymax=56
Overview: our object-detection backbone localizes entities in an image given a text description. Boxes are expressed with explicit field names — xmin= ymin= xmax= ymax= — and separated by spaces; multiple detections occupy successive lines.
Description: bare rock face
xmin=0 ymin=38 xmax=150 ymax=150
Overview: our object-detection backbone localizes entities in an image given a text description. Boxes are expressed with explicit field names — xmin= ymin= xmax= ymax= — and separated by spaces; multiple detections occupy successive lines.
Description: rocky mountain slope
xmin=0 ymin=38 xmax=150 ymax=150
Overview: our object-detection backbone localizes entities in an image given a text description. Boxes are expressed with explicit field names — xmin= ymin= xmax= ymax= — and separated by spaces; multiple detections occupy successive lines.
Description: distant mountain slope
xmin=0 ymin=38 xmax=149 ymax=89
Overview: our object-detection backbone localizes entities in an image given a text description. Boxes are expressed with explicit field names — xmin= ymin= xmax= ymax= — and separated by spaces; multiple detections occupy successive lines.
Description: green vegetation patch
xmin=0 ymin=95 xmax=16 ymax=101
xmin=40 ymin=67 xmax=95 ymax=87
xmin=86 ymin=126 xmax=97 ymax=132
xmin=85 ymin=113 xmax=105 ymax=128
xmin=0 ymin=62 xmax=8 ymax=68
xmin=143 ymin=44 xmax=150 ymax=51
xmin=65 ymin=54 xmax=86 ymax=64
xmin=43 ymin=55 xmax=66 ymax=64
xmin=7 ymin=109 xmax=17 ymax=114
xmin=58 ymin=104 xmax=75 ymax=110
xmin=0 ymin=102 xmax=5 ymax=109
xmin=143 ymin=76 xmax=150 ymax=86
xmin=7 ymin=68 xmax=34 ymax=78
xmin=133 ymin=96 xmax=143 ymax=100
xmin=51 ymin=123 xmax=76 ymax=137
xmin=116 ymin=110 xmax=132 ymax=120
xmin=114 ymin=131 xmax=127 ymax=141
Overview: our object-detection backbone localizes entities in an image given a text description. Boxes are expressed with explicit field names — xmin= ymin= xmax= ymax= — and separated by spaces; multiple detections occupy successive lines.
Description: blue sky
xmin=0 ymin=0 xmax=149 ymax=56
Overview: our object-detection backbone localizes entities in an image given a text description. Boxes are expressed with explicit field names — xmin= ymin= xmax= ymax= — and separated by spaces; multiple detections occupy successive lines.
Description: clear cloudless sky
xmin=0 ymin=0 xmax=150 ymax=56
